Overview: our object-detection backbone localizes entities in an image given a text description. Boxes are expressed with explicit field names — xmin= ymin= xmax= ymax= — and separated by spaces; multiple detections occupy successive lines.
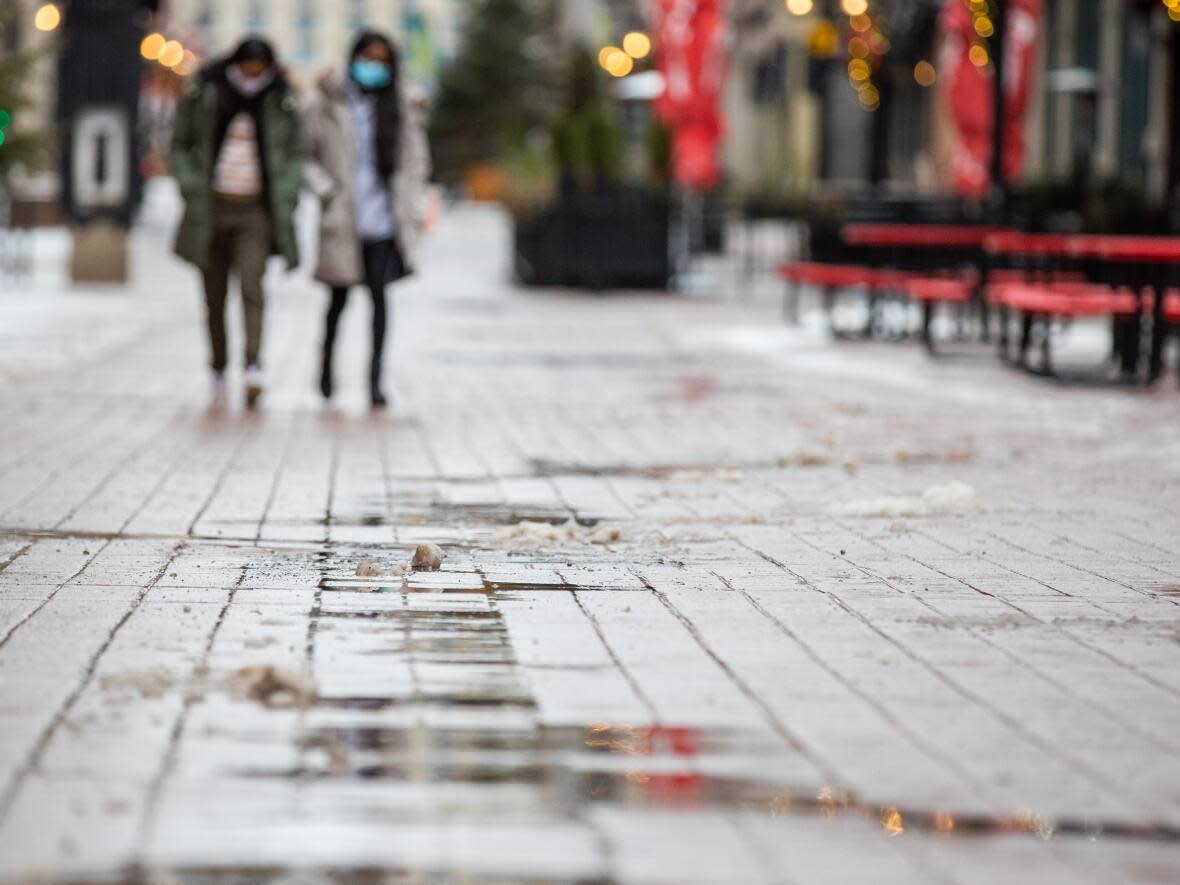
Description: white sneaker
xmin=245 ymin=365 xmax=264 ymax=410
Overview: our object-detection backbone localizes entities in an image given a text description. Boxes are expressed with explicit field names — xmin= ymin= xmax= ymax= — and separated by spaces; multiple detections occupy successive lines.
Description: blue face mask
xmin=351 ymin=59 xmax=392 ymax=90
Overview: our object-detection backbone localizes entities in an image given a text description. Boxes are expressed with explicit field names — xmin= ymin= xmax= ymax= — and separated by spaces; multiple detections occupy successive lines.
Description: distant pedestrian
xmin=171 ymin=37 xmax=301 ymax=409
xmin=303 ymin=31 xmax=431 ymax=409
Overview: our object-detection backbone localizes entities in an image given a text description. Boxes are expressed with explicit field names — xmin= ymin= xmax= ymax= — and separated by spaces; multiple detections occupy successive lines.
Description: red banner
xmin=651 ymin=0 xmax=729 ymax=190
xmin=939 ymin=0 xmax=1042 ymax=198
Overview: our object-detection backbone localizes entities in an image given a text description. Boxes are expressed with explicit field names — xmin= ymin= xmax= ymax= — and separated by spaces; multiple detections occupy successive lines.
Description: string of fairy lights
xmin=31 ymin=3 xmax=198 ymax=77
xmin=786 ymin=0 xmax=1000 ymax=113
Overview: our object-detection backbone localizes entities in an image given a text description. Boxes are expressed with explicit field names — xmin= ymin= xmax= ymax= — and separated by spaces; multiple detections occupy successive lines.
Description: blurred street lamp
xmin=785 ymin=0 xmax=813 ymax=15
xmin=140 ymin=32 xmax=165 ymax=61
xmin=175 ymin=50 xmax=199 ymax=77
xmin=807 ymin=20 xmax=839 ymax=58
xmin=623 ymin=31 xmax=651 ymax=60
xmin=604 ymin=48 xmax=634 ymax=78
xmin=914 ymin=60 xmax=937 ymax=87
xmin=158 ymin=39 xmax=184 ymax=69
xmin=34 ymin=3 xmax=62 ymax=32
xmin=841 ymin=0 xmax=868 ymax=16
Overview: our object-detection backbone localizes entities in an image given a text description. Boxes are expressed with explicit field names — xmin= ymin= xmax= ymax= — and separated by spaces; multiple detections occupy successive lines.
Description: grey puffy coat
xmin=302 ymin=74 xmax=431 ymax=286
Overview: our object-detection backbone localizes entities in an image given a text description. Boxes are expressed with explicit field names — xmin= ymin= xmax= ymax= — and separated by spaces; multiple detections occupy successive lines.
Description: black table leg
xmin=1040 ymin=317 xmax=1054 ymax=377
xmin=922 ymin=301 xmax=936 ymax=354
xmin=1149 ymin=283 xmax=1166 ymax=383
xmin=1018 ymin=313 xmax=1033 ymax=367
xmin=997 ymin=304 xmax=1011 ymax=361
xmin=1116 ymin=312 xmax=1140 ymax=380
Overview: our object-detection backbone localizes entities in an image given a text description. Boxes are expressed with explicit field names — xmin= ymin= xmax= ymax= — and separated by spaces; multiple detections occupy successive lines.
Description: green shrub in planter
xmin=550 ymin=49 xmax=623 ymax=195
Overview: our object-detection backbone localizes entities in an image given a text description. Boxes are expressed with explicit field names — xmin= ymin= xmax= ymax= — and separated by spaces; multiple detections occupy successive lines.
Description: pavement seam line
xmin=0 ymin=541 xmax=184 ymax=824
xmin=0 ymin=537 xmax=115 ymax=651
xmin=733 ymin=538 xmax=1015 ymax=803
xmin=185 ymin=421 xmax=259 ymax=538
xmin=568 ymin=588 xmax=658 ymax=722
xmin=882 ymin=526 xmax=1180 ymax=703
xmin=982 ymin=527 xmax=1180 ymax=607
xmin=133 ymin=563 xmax=244 ymax=865
xmin=53 ymin=404 xmax=191 ymax=532
xmin=641 ymin=576 xmax=843 ymax=790
xmin=826 ymin=533 xmax=1180 ymax=754
xmin=779 ymin=531 xmax=1139 ymax=810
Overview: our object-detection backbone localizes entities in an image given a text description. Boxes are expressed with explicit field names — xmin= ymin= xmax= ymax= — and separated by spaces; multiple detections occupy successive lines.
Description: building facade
xmin=164 ymin=0 xmax=462 ymax=88
xmin=723 ymin=0 xmax=1180 ymax=212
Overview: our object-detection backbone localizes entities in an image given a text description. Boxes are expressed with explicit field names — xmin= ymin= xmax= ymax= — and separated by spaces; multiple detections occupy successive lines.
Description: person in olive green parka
xmin=171 ymin=37 xmax=301 ymax=408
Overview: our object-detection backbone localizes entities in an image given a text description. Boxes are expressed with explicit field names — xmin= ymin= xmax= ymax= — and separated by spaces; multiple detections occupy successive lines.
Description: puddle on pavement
xmin=201 ymin=584 xmax=1180 ymax=850
xmin=58 ymin=870 xmax=600 ymax=885
xmin=310 ymin=540 xmax=657 ymax=596
xmin=525 ymin=456 xmax=829 ymax=479
xmin=427 ymin=350 xmax=699 ymax=370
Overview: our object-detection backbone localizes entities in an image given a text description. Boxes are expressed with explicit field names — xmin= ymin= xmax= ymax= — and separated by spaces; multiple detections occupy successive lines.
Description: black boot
xmin=319 ymin=344 xmax=334 ymax=400
xmin=369 ymin=358 xmax=386 ymax=409
xmin=322 ymin=287 xmax=348 ymax=401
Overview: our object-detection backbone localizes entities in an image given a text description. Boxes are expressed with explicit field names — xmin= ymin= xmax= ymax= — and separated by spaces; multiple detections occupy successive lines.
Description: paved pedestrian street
xmin=1 ymin=205 xmax=1179 ymax=884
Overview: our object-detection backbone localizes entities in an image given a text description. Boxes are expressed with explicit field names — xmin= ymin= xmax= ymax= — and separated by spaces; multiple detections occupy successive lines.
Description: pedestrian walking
xmin=171 ymin=37 xmax=301 ymax=409
xmin=302 ymin=31 xmax=432 ymax=409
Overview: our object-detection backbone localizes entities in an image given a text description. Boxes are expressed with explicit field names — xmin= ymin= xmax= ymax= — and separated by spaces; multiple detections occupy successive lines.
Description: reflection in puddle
xmin=222 ymin=717 xmax=1164 ymax=843
xmin=201 ymin=587 xmax=1180 ymax=849
xmin=58 ymin=869 xmax=598 ymax=885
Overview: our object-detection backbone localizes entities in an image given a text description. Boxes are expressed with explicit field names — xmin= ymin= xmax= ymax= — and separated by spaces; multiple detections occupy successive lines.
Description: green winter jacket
xmin=170 ymin=68 xmax=302 ymax=270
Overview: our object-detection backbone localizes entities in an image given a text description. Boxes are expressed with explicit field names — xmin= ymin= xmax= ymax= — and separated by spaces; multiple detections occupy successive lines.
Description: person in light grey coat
xmin=302 ymin=31 xmax=431 ymax=408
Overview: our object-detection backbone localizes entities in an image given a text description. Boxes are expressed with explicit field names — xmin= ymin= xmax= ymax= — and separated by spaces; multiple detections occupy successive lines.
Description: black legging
xmin=322 ymin=239 xmax=400 ymax=388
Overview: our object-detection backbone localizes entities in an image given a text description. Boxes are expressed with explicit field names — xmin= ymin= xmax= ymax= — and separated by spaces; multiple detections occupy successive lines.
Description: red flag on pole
xmin=939 ymin=0 xmax=1041 ymax=198
xmin=651 ymin=0 xmax=730 ymax=190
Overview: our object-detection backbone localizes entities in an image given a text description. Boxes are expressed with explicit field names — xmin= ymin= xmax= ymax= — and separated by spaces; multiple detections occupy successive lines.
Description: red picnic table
xmin=840 ymin=223 xmax=1012 ymax=351
xmin=842 ymin=223 xmax=1009 ymax=250
xmin=984 ymin=231 xmax=1180 ymax=263
xmin=983 ymin=232 xmax=1180 ymax=379
xmin=1068 ymin=235 xmax=1180 ymax=263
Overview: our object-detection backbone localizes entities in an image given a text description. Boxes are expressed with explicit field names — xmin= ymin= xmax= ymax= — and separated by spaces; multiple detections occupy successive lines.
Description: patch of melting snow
xmin=788 ymin=446 xmax=825 ymax=467
xmin=100 ymin=666 xmax=174 ymax=699
xmin=100 ymin=663 xmax=318 ymax=709
xmin=589 ymin=525 xmax=623 ymax=545
xmin=675 ymin=322 xmax=828 ymax=354
xmin=666 ymin=467 xmax=745 ymax=484
xmin=225 ymin=665 xmax=317 ymax=709
xmin=837 ymin=481 xmax=978 ymax=518
xmin=355 ymin=560 xmax=408 ymax=578
xmin=491 ymin=519 xmax=625 ymax=548
xmin=493 ymin=520 xmax=575 ymax=545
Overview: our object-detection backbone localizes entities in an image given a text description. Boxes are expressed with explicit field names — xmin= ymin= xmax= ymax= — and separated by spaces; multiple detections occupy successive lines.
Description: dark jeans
xmin=201 ymin=197 xmax=271 ymax=373
xmin=322 ymin=239 xmax=402 ymax=389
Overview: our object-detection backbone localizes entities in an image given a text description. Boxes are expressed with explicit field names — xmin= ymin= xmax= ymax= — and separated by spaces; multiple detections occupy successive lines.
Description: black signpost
xmin=989 ymin=0 xmax=1007 ymax=223
xmin=57 ymin=0 xmax=152 ymax=282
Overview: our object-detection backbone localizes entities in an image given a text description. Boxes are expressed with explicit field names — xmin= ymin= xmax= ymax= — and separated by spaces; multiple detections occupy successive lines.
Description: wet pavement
xmin=1 ymin=198 xmax=1179 ymax=883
